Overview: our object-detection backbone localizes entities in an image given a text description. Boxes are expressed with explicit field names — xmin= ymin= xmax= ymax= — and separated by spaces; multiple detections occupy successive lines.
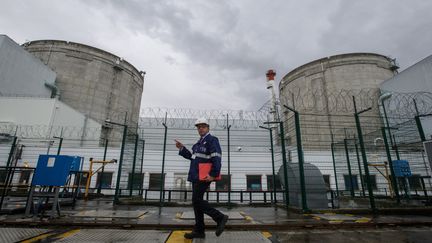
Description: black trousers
xmin=192 ymin=181 xmax=224 ymax=233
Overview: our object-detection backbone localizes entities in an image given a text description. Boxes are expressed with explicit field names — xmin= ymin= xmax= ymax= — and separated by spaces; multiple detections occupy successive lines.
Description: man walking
xmin=175 ymin=118 xmax=229 ymax=239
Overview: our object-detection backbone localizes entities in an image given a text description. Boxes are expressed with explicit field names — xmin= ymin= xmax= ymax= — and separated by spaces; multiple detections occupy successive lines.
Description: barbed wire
xmin=139 ymin=107 xmax=269 ymax=129
xmin=2 ymin=90 xmax=432 ymax=139
xmin=0 ymin=93 xmax=51 ymax=98
xmin=384 ymin=91 xmax=432 ymax=118
xmin=275 ymin=88 xmax=432 ymax=118
xmin=0 ymin=124 xmax=104 ymax=140
xmin=280 ymin=88 xmax=381 ymax=114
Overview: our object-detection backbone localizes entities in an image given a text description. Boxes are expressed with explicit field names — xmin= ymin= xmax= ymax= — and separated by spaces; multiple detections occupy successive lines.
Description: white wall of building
xmin=380 ymin=54 xmax=432 ymax=139
xmin=0 ymin=97 xmax=100 ymax=128
xmin=0 ymin=35 xmax=55 ymax=97
xmin=381 ymin=55 xmax=432 ymax=94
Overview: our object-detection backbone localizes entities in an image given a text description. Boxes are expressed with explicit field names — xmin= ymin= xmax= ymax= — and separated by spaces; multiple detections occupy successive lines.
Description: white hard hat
xmin=195 ymin=117 xmax=209 ymax=126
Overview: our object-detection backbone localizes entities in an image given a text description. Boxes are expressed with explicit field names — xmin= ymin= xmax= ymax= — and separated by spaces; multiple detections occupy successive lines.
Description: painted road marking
xmin=19 ymin=229 xmax=81 ymax=243
xmin=166 ymin=230 xmax=192 ymax=243
xmin=262 ymin=231 xmax=272 ymax=238
xmin=167 ymin=230 xmax=272 ymax=242
xmin=19 ymin=232 xmax=56 ymax=243
xmin=53 ymin=229 xmax=81 ymax=240
xmin=355 ymin=218 xmax=371 ymax=223
xmin=311 ymin=213 xmax=371 ymax=224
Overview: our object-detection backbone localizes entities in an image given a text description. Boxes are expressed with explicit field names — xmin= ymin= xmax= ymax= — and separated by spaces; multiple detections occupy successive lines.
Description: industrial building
xmin=23 ymin=39 xmax=145 ymax=131
xmin=380 ymin=54 xmax=432 ymax=139
xmin=0 ymin=35 xmax=101 ymax=141
xmin=381 ymin=54 xmax=432 ymax=94
xmin=379 ymin=54 xmax=432 ymax=172
xmin=0 ymin=97 xmax=100 ymax=134
xmin=0 ymin=35 xmax=145 ymax=145
xmin=0 ymin=35 xmax=55 ymax=98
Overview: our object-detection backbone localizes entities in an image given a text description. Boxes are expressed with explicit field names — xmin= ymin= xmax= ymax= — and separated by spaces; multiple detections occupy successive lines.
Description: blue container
xmin=392 ymin=160 xmax=412 ymax=177
xmin=32 ymin=155 xmax=82 ymax=186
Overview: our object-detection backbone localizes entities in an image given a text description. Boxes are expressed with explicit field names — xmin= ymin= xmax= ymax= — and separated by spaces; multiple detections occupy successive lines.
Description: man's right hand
xmin=174 ymin=139 xmax=184 ymax=149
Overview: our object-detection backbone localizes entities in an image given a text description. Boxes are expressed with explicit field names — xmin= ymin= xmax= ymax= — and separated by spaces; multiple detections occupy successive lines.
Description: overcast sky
xmin=1 ymin=0 xmax=431 ymax=112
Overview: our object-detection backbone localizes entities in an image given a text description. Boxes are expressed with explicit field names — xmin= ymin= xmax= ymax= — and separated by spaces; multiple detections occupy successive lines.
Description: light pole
xmin=259 ymin=125 xmax=277 ymax=204
xmin=330 ymin=142 xmax=340 ymax=197
xmin=379 ymin=92 xmax=400 ymax=203
xmin=130 ymin=133 xmax=139 ymax=197
xmin=264 ymin=121 xmax=290 ymax=208
xmin=379 ymin=93 xmax=393 ymax=146
xmin=139 ymin=139 xmax=145 ymax=196
xmin=105 ymin=114 xmax=128 ymax=205
xmin=160 ymin=113 xmax=168 ymax=207
xmin=226 ymin=114 xmax=232 ymax=206
xmin=53 ymin=127 xmax=63 ymax=155
xmin=353 ymin=96 xmax=376 ymax=212
xmin=97 ymin=138 xmax=109 ymax=194
xmin=413 ymin=99 xmax=427 ymax=141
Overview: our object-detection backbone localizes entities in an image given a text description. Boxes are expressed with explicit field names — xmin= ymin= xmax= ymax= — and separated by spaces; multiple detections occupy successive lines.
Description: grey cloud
xmin=319 ymin=0 xmax=432 ymax=69
xmin=91 ymin=0 xmax=274 ymax=77
xmin=2 ymin=0 xmax=432 ymax=110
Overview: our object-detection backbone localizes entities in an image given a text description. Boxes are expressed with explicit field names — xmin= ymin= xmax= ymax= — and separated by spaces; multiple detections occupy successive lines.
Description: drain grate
xmin=56 ymin=229 xmax=170 ymax=242
xmin=192 ymin=231 xmax=270 ymax=243
xmin=0 ymin=227 xmax=50 ymax=242
xmin=71 ymin=210 xmax=147 ymax=219
xmin=180 ymin=211 xmax=245 ymax=220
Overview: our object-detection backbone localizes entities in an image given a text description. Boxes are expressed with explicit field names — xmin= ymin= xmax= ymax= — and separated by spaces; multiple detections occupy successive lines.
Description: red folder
xmin=199 ymin=163 xmax=222 ymax=181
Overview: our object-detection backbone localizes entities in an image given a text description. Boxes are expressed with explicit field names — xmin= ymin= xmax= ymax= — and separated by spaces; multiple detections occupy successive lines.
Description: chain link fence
xmin=277 ymin=89 xmax=432 ymax=211
xmin=1 ymin=90 xmax=432 ymax=212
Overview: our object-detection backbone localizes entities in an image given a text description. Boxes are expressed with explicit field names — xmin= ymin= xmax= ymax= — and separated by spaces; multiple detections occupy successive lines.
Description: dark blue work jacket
xmin=179 ymin=133 xmax=222 ymax=182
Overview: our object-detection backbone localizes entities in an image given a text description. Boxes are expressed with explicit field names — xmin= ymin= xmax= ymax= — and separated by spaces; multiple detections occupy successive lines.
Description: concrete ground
xmin=1 ymin=198 xmax=432 ymax=242
xmin=1 ymin=226 xmax=432 ymax=242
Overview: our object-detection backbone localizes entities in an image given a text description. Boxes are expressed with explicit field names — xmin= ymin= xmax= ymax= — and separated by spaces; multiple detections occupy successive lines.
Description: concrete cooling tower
xmin=23 ymin=40 xmax=145 ymax=129
xmin=279 ymin=53 xmax=398 ymax=148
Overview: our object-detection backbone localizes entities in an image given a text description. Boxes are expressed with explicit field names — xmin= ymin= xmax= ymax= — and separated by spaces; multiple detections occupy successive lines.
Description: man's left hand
xmin=204 ymin=175 xmax=215 ymax=182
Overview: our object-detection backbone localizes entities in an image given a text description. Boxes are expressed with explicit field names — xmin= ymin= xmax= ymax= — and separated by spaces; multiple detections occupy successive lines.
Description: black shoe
xmin=184 ymin=231 xmax=205 ymax=239
xmin=216 ymin=214 xmax=229 ymax=237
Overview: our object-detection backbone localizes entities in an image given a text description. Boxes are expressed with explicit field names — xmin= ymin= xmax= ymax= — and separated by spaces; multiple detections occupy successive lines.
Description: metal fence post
xmin=259 ymin=125 xmax=277 ymax=204
xmin=0 ymin=136 xmax=18 ymax=211
xmin=139 ymin=139 xmax=145 ymax=196
xmin=344 ymin=139 xmax=355 ymax=198
xmin=415 ymin=115 xmax=426 ymax=142
xmin=413 ymin=98 xmax=426 ymax=142
xmin=110 ymin=113 xmax=128 ymax=204
xmin=114 ymin=124 xmax=127 ymax=204
xmin=265 ymin=121 xmax=290 ymax=208
xmin=279 ymin=122 xmax=290 ymax=208
xmin=392 ymin=134 xmax=401 ymax=160
xmin=353 ymin=96 xmax=376 ymax=212
xmin=160 ymin=113 xmax=168 ymax=206
xmin=97 ymin=139 xmax=109 ymax=194
xmin=53 ymin=127 xmax=64 ymax=156
xmin=354 ymin=141 xmax=365 ymax=197
xmin=381 ymin=127 xmax=400 ymax=204
xmin=226 ymin=114 xmax=231 ymax=206
xmin=284 ymin=105 xmax=308 ymax=212
xmin=130 ymin=133 xmax=139 ymax=197
xmin=330 ymin=143 xmax=340 ymax=197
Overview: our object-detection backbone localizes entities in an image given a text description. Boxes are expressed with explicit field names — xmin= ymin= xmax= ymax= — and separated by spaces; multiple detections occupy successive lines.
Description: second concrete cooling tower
xmin=279 ymin=53 xmax=398 ymax=148
xmin=279 ymin=53 xmax=398 ymax=111
xmin=23 ymin=40 xmax=144 ymax=128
